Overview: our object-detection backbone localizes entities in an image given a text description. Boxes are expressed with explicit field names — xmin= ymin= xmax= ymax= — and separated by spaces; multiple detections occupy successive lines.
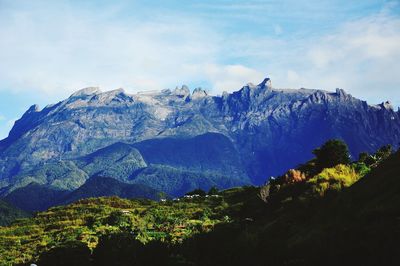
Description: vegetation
xmin=0 ymin=191 xmax=251 ymax=265
xmin=307 ymin=164 xmax=362 ymax=196
xmin=0 ymin=140 xmax=398 ymax=265
xmin=0 ymin=201 xmax=30 ymax=226
xmin=313 ymin=139 xmax=351 ymax=171
xmin=4 ymin=183 xmax=70 ymax=212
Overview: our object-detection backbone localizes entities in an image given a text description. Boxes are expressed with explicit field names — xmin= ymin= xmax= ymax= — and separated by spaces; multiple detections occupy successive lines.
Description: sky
xmin=0 ymin=0 xmax=400 ymax=139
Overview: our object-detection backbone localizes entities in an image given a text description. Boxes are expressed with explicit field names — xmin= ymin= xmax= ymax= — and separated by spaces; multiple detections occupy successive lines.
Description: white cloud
xmin=234 ymin=11 xmax=400 ymax=106
xmin=203 ymin=64 xmax=264 ymax=93
xmin=0 ymin=1 xmax=399 ymax=108
xmin=298 ymin=13 xmax=400 ymax=104
xmin=0 ymin=2 xmax=223 ymax=96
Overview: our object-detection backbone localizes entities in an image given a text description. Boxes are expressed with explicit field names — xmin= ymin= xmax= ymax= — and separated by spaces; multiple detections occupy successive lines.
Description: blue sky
xmin=1 ymin=0 xmax=400 ymax=139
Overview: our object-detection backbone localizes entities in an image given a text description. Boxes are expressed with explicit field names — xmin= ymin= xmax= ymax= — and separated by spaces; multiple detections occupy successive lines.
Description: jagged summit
xmin=191 ymin=88 xmax=208 ymax=100
xmin=173 ymin=85 xmax=190 ymax=98
xmin=380 ymin=101 xmax=394 ymax=110
xmin=66 ymin=77 xmax=273 ymax=102
xmin=259 ymin=77 xmax=272 ymax=88
xmin=25 ymin=104 xmax=40 ymax=114
xmin=70 ymin=87 xmax=102 ymax=97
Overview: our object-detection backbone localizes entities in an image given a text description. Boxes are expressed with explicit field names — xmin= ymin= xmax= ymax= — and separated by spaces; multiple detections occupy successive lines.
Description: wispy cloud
xmin=279 ymin=11 xmax=400 ymax=105
xmin=0 ymin=0 xmax=399 ymax=109
xmin=0 ymin=1 xmax=223 ymax=95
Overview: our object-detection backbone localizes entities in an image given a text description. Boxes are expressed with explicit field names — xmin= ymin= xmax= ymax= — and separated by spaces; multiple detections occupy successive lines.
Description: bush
xmin=283 ymin=169 xmax=306 ymax=184
xmin=308 ymin=164 xmax=360 ymax=196
xmin=352 ymin=162 xmax=371 ymax=177
xmin=105 ymin=211 xmax=132 ymax=230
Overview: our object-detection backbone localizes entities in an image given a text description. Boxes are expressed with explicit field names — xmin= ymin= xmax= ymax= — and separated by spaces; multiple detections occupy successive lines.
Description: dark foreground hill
xmin=1 ymin=149 xmax=399 ymax=266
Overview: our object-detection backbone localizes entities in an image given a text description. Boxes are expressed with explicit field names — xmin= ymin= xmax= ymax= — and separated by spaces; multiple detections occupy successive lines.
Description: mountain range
xmin=0 ymin=78 xmax=399 ymax=207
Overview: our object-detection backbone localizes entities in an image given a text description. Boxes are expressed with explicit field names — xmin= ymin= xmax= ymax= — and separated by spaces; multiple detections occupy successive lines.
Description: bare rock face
xmin=191 ymin=88 xmax=208 ymax=100
xmin=0 ymin=77 xmax=399 ymax=192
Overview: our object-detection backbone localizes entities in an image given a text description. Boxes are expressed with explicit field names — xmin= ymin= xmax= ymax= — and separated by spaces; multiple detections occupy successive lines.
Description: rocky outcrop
xmin=0 ymin=77 xmax=399 ymax=190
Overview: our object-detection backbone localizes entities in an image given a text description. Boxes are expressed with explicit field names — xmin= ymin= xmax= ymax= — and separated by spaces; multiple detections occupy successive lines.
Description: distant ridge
xmin=0 ymin=77 xmax=399 ymax=198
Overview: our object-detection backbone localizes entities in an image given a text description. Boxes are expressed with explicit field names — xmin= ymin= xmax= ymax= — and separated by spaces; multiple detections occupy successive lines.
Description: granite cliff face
xmin=0 ymin=78 xmax=399 ymax=194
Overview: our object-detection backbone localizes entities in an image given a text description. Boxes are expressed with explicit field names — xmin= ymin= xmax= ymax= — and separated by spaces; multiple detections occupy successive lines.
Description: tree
xmin=375 ymin=144 xmax=392 ymax=161
xmin=358 ymin=152 xmax=369 ymax=163
xmin=208 ymin=186 xmax=219 ymax=195
xmin=37 ymin=241 xmax=91 ymax=266
xmin=92 ymin=232 xmax=143 ymax=266
xmin=105 ymin=210 xmax=132 ymax=230
xmin=313 ymin=139 xmax=350 ymax=172
xmin=186 ymin=188 xmax=206 ymax=196
xmin=93 ymin=233 xmax=171 ymax=266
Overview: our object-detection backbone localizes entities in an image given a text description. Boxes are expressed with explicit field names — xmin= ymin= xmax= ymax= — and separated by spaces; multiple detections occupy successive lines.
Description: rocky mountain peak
xmin=191 ymin=88 xmax=208 ymax=100
xmin=258 ymin=77 xmax=272 ymax=89
xmin=335 ymin=88 xmax=347 ymax=98
xmin=380 ymin=101 xmax=394 ymax=111
xmin=173 ymin=85 xmax=190 ymax=98
xmin=70 ymin=87 xmax=101 ymax=98
xmin=25 ymin=104 xmax=40 ymax=114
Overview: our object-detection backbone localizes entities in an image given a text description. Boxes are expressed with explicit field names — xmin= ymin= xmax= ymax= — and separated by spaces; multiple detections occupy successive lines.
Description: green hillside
xmin=0 ymin=142 xmax=399 ymax=266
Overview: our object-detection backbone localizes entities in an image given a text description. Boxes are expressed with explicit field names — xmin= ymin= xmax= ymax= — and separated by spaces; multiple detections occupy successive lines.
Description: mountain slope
xmin=75 ymin=142 xmax=147 ymax=182
xmin=0 ymin=132 xmax=249 ymax=197
xmin=132 ymin=132 xmax=247 ymax=177
xmin=131 ymin=164 xmax=246 ymax=196
xmin=0 ymin=200 xmax=30 ymax=226
xmin=62 ymin=176 xmax=164 ymax=204
xmin=4 ymin=183 xmax=69 ymax=212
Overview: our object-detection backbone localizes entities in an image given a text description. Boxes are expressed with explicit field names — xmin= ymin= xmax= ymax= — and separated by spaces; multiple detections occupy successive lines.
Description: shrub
xmin=352 ymin=162 xmax=371 ymax=177
xmin=283 ymin=169 xmax=306 ymax=184
xmin=308 ymin=164 xmax=360 ymax=196
xmin=105 ymin=211 xmax=132 ymax=230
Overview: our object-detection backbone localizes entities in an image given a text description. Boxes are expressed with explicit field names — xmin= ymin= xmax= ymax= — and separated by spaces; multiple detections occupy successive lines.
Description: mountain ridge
xmin=0 ymin=78 xmax=399 ymax=194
